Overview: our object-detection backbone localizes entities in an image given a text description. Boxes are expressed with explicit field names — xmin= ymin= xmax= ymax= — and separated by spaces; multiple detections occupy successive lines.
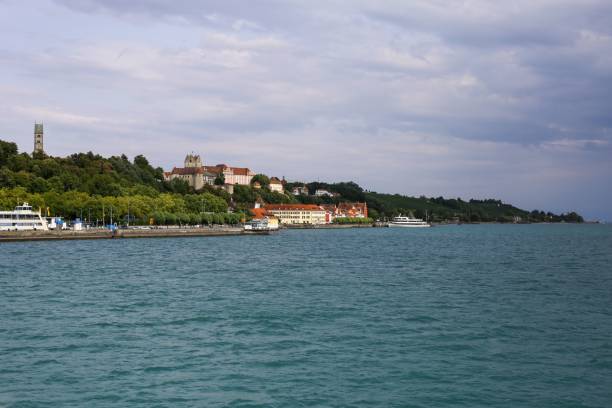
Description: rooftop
xmin=265 ymin=204 xmax=324 ymax=211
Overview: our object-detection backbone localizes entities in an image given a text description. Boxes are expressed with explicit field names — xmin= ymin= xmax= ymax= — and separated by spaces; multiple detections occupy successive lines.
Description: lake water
xmin=1 ymin=225 xmax=611 ymax=407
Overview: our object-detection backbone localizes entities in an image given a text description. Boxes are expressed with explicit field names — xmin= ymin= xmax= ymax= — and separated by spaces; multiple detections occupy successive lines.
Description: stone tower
xmin=184 ymin=153 xmax=202 ymax=168
xmin=34 ymin=123 xmax=44 ymax=154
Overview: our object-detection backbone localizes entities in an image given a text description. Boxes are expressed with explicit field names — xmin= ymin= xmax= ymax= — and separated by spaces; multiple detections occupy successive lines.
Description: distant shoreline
xmin=1 ymin=221 xmax=601 ymax=242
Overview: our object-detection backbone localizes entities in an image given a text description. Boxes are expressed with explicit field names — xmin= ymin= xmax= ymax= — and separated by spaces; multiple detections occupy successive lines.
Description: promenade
xmin=0 ymin=226 xmax=269 ymax=242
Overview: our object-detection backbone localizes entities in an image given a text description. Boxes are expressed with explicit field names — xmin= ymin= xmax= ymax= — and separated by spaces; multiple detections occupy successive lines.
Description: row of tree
xmin=0 ymin=187 xmax=240 ymax=226
xmin=151 ymin=211 xmax=242 ymax=226
xmin=333 ymin=217 xmax=374 ymax=224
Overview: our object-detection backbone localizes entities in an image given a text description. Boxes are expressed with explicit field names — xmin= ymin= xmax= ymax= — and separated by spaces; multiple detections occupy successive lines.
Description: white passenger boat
xmin=0 ymin=202 xmax=49 ymax=231
xmin=388 ymin=214 xmax=431 ymax=228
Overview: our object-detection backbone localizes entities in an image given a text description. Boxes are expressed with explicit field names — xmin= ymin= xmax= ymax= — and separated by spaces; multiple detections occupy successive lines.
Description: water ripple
xmin=1 ymin=225 xmax=611 ymax=407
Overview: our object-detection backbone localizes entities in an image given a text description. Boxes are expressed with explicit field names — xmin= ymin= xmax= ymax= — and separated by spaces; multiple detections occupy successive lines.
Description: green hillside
xmin=287 ymin=181 xmax=583 ymax=223
xmin=0 ymin=140 xmax=242 ymax=225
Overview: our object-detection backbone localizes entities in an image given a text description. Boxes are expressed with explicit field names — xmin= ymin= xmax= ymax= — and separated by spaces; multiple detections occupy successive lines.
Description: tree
xmin=133 ymin=155 xmax=150 ymax=168
xmin=168 ymin=178 xmax=190 ymax=195
xmin=0 ymin=140 xmax=18 ymax=166
xmin=251 ymin=174 xmax=270 ymax=188
xmin=233 ymin=185 xmax=256 ymax=204
xmin=214 ymin=172 xmax=225 ymax=186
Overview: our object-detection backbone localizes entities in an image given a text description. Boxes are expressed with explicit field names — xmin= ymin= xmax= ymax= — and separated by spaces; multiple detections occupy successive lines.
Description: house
xmin=164 ymin=153 xmax=255 ymax=190
xmin=264 ymin=204 xmax=326 ymax=225
xmin=291 ymin=185 xmax=309 ymax=195
xmin=319 ymin=204 xmax=339 ymax=223
xmin=314 ymin=189 xmax=334 ymax=197
xmin=337 ymin=202 xmax=368 ymax=218
xmin=318 ymin=202 xmax=369 ymax=222
xmin=269 ymin=177 xmax=283 ymax=193
xmin=248 ymin=207 xmax=279 ymax=230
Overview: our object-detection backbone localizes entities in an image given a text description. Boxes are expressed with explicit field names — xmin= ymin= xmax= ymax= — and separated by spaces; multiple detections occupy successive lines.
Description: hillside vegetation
xmin=286 ymin=181 xmax=583 ymax=223
xmin=0 ymin=140 xmax=243 ymax=225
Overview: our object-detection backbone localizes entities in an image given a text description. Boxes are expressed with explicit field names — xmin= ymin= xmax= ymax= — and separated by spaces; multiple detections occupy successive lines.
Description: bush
xmin=333 ymin=217 xmax=373 ymax=224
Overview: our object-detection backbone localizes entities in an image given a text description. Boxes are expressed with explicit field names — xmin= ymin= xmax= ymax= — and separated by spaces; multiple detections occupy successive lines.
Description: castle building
xmin=164 ymin=153 xmax=255 ymax=190
xmin=34 ymin=123 xmax=44 ymax=154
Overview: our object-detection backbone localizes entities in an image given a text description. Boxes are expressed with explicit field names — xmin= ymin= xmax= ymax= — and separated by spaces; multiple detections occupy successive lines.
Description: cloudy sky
xmin=1 ymin=1 xmax=611 ymax=219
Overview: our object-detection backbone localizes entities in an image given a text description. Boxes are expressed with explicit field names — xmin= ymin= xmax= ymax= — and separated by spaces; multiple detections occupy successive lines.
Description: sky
xmin=0 ymin=1 xmax=611 ymax=220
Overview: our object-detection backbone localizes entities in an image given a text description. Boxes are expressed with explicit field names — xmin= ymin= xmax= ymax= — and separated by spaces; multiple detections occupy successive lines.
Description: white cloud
xmin=12 ymin=106 xmax=102 ymax=126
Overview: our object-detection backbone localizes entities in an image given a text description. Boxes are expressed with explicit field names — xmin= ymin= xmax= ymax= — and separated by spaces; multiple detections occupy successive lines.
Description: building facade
xmin=264 ymin=204 xmax=326 ymax=225
xmin=203 ymin=164 xmax=255 ymax=185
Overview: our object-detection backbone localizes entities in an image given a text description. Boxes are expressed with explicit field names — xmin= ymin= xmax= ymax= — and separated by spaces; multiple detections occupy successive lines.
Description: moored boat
xmin=388 ymin=214 xmax=431 ymax=228
xmin=0 ymin=202 xmax=49 ymax=231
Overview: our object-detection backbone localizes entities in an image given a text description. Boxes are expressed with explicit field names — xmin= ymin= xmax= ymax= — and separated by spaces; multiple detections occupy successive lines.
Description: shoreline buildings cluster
xmin=20 ymin=127 xmax=372 ymax=228
xmin=166 ymin=152 xmax=369 ymax=226
xmin=260 ymin=202 xmax=368 ymax=225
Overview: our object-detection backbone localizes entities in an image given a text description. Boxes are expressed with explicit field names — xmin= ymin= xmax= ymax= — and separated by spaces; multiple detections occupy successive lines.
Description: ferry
xmin=388 ymin=214 xmax=431 ymax=228
xmin=0 ymin=202 xmax=49 ymax=231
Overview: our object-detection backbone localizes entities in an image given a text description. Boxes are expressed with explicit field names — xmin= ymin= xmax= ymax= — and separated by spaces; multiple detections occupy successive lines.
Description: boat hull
xmin=388 ymin=223 xmax=431 ymax=228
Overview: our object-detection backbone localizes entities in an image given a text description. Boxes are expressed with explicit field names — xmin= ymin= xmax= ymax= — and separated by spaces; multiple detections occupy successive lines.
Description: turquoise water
xmin=1 ymin=225 xmax=611 ymax=407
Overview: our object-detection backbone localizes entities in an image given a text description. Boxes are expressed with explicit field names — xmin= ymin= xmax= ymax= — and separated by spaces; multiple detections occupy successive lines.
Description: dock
xmin=0 ymin=227 xmax=270 ymax=242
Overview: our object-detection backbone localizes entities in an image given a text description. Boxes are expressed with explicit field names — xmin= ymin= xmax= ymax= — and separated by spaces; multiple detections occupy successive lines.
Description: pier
xmin=0 ymin=227 xmax=270 ymax=242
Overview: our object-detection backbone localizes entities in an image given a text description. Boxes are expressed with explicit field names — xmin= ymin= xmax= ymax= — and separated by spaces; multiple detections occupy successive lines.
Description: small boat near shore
xmin=388 ymin=215 xmax=431 ymax=228
xmin=0 ymin=202 xmax=49 ymax=231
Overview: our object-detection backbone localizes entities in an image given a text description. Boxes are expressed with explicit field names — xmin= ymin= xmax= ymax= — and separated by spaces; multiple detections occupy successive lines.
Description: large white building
xmin=264 ymin=204 xmax=327 ymax=225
